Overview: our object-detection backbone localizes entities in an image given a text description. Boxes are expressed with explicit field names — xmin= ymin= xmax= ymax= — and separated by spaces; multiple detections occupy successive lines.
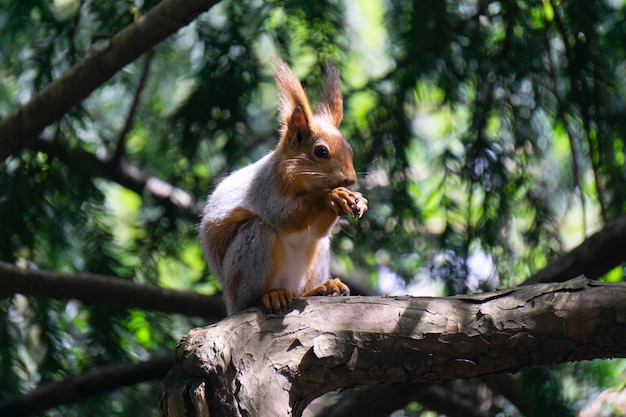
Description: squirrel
xmin=199 ymin=59 xmax=367 ymax=315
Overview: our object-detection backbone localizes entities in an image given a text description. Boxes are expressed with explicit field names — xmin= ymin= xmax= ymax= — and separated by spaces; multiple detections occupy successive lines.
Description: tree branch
xmin=0 ymin=353 xmax=175 ymax=417
xmin=316 ymin=214 xmax=626 ymax=417
xmin=523 ymin=213 xmax=626 ymax=285
xmin=160 ymin=277 xmax=626 ymax=417
xmin=6 ymin=211 xmax=620 ymax=417
xmin=1 ymin=209 xmax=622 ymax=417
xmin=0 ymin=0 xmax=220 ymax=163
xmin=314 ymin=383 xmax=489 ymax=417
xmin=0 ymin=261 xmax=224 ymax=319
xmin=33 ymin=136 xmax=203 ymax=217
xmin=3 ymin=212 xmax=625 ymax=417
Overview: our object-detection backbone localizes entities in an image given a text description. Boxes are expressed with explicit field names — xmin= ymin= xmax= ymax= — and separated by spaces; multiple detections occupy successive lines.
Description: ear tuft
xmin=321 ymin=62 xmax=343 ymax=127
xmin=274 ymin=59 xmax=313 ymax=137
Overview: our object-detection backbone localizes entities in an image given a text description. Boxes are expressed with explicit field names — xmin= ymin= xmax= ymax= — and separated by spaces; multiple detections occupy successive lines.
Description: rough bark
xmin=159 ymin=277 xmax=626 ymax=417
xmin=0 ymin=0 xmax=220 ymax=162
xmin=0 ymin=261 xmax=224 ymax=319
xmin=313 ymin=214 xmax=626 ymax=417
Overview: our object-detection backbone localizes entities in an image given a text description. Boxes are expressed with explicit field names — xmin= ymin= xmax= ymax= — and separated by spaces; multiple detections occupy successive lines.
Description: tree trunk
xmin=159 ymin=277 xmax=626 ymax=417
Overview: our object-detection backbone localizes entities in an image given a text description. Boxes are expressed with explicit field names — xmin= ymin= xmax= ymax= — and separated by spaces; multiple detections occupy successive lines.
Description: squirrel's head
xmin=274 ymin=59 xmax=357 ymax=194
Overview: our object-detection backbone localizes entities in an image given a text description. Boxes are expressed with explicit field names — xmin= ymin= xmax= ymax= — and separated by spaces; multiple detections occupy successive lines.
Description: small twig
xmin=550 ymin=0 xmax=607 ymax=222
xmin=112 ymin=51 xmax=154 ymax=165
xmin=460 ymin=3 xmax=517 ymax=293
xmin=66 ymin=0 xmax=85 ymax=65
xmin=543 ymin=10 xmax=587 ymax=236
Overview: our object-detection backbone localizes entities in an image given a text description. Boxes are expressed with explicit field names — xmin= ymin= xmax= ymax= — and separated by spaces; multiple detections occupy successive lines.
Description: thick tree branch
xmin=523 ymin=213 xmax=626 ymax=285
xmin=3 ymin=211 xmax=625 ymax=417
xmin=0 ymin=261 xmax=224 ymax=319
xmin=0 ymin=0 xmax=220 ymax=163
xmin=160 ymin=278 xmax=626 ymax=417
xmin=1 ymin=216 xmax=622 ymax=417
xmin=317 ymin=214 xmax=626 ymax=417
xmin=0 ymin=353 xmax=175 ymax=417
xmin=4 ymin=212 xmax=622 ymax=417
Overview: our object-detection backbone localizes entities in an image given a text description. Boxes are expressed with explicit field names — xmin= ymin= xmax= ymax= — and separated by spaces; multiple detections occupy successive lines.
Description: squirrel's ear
xmin=321 ymin=62 xmax=343 ymax=127
xmin=274 ymin=59 xmax=313 ymax=140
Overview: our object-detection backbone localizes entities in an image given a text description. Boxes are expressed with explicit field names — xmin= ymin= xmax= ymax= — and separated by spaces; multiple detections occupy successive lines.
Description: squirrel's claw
xmin=301 ymin=278 xmax=350 ymax=297
xmin=354 ymin=194 xmax=368 ymax=218
xmin=329 ymin=188 xmax=368 ymax=219
xmin=261 ymin=288 xmax=292 ymax=313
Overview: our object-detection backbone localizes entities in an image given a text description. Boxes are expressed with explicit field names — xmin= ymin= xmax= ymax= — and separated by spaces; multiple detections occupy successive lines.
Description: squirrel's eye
xmin=314 ymin=145 xmax=329 ymax=159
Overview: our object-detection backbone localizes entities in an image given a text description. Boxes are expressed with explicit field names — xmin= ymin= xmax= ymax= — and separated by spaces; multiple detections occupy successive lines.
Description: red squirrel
xmin=199 ymin=59 xmax=367 ymax=315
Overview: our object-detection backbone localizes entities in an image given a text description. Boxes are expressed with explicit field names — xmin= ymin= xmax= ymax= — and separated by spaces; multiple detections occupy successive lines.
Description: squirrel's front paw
xmin=261 ymin=288 xmax=293 ymax=313
xmin=301 ymin=278 xmax=350 ymax=297
xmin=329 ymin=188 xmax=368 ymax=218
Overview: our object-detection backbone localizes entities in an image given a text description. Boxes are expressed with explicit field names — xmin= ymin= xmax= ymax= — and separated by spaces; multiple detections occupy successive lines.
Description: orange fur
xmin=226 ymin=271 xmax=242 ymax=305
xmin=267 ymin=237 xmax=287 ymax=290
xmin=202 ymin=207 xmax=256 ymax=267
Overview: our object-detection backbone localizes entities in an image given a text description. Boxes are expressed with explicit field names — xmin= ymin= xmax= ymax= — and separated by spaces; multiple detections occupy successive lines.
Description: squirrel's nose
xmin=343 ymin=171 xmax=356 ymax=187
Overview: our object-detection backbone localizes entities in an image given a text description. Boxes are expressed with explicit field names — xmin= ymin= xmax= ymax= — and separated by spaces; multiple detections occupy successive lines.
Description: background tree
xmin=1 ymin=0 xmax=625 ymax=416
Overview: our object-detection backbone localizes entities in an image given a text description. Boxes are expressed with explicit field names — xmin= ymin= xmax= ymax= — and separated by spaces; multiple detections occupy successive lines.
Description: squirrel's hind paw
xmin=261 ymin=288 xmax=293 ymax=313
xmin=301 ymin=278 xmax=350 ymax=297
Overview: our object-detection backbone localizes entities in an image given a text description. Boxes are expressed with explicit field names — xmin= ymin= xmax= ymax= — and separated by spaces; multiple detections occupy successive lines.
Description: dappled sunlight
xmin=2 ymin=0 xmax=626 ymax=415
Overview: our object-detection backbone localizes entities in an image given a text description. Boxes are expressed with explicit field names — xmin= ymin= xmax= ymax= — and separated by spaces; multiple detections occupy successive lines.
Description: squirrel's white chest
xmin=274 ymin=228 xmax=329 ymax=295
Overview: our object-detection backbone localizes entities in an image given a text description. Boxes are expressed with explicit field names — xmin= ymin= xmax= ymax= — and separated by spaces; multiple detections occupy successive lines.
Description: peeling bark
xmin=159 ymin=277 xmax=626 ymax=417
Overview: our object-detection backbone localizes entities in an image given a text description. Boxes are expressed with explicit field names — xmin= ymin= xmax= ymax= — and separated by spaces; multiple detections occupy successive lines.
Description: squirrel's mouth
xmin=324 ymin=182 xmax=349 ymax=191
xmin=325 ymin=175 xmax=355 ymax=190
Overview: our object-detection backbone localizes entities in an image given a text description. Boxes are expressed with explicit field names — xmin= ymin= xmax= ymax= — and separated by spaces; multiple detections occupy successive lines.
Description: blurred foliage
xmin=1 ymin=0 xmax=626 ymax=416
xmin=519 ymin=368 xmax=575 ymax=417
